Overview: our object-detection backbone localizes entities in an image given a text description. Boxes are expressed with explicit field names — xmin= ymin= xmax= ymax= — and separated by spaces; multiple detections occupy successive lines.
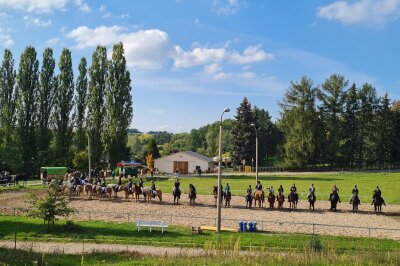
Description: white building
xmin=154 ymin=151 xmax=214 ymax=174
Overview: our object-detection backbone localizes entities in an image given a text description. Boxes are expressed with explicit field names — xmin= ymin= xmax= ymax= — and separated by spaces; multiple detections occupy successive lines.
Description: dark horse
xmin=223 ymin=191 xmax=231 ymax=208
xmin=288 ymin=191 xmax=298 ymax=210
xmin=133 ymin=183 xmax=142 ymax=202
xmin=245 ymin=192 xmax=253 ymax=209
xmin=329 ymin=192 xmax=339 ymax=212
xmin=308 ymin=192 xmax=316 ymax=211
xmin=213 ymin=186 xmax=223 ymax=205
xmin=373 ymin=192 xmax=384 ymax=213
xmin=277 ymin=191 xmax=284 ymax=210
xmin=267 ymin=192 xmax=275 ymax=209
xmin=173 ymin=188 xmax=181 ymax=205
xmin=189 ymin=188 xmax=196 ymax=205
xmin=351 ymin=193 xmax=360 ymax=213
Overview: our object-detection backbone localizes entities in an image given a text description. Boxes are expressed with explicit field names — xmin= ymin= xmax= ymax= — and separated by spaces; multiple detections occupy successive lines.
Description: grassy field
xmin=0 ymin=216 xmax=399 ymax=252
xmin=1 ymin=247 xmax=400 ymax=266
xmin=2 ymin=172 xmax=399 ymax=203
xmin=141 ymin=172 xmax=400 ymax=204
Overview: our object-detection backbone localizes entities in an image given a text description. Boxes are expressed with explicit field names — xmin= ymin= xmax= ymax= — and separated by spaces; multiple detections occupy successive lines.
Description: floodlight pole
xmin=251 ymin=124 xmax=259 ymax=184
xmin=217 ymin=108 xmax=230 ymax=233
xmin=87 ymin=133 xmax=91 ymax=180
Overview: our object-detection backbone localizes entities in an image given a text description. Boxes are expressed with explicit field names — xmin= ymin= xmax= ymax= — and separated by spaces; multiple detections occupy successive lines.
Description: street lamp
xmin=250 ymin=123 xmax=259 ymax=184
xmin=87 ymin=132 xmax=91 ymax=181
xmin=217 ymin=107 xmax=230 ymax=233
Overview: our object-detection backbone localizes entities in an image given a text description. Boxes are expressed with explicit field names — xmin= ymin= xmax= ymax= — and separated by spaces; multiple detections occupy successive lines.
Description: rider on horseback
xmin=101 ymin=179 xmax=107 ymax=193
xmin=224 ymin=183 xmax=230 ymax=194
xmin=127 ymin=178 xmax=133 ymax=193
xmin=372 ymin=186 xmax=386 ymax=206
xmin=307 ymin=184 xmax=316 ymax=199
xmin=151 ymin=180 xmax=157 ymax=198
xmin=332 ymin=184 xmax=340 ymax=203
xmin=139 ymin=178 xmax=144 ymax=193
xmin=278 ymin=185 xmax=284 ymax=197
xmin=255 ymin=181 xmax=262 ymax=191
xmin=349 ymin=185 xmax=359 ymax=204
xmin=246 ymin=185 xmax=253 ymax=200
xmin=269 ymin=186 xmax=274 ymax=195
xmin=189 ymin=183 xmax=196 ymax=198
xmin=290 ymin=183 xmax=297 ymax=194
xmin=173 ymin=178 xmax=180 ymax=194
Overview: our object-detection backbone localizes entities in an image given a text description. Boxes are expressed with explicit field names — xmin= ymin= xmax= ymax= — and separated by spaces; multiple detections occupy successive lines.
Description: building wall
xmin=154 ymin=152 xmax=213 ymax=174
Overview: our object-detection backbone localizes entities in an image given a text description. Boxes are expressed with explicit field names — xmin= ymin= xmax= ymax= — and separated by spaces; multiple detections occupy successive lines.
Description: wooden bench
xmin=136 ymin=220 xmax=168 ymax=233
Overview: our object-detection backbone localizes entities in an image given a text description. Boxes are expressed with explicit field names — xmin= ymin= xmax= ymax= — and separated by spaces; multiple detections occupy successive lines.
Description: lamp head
xmin=223 ymin=108 xmax=230 ymax=113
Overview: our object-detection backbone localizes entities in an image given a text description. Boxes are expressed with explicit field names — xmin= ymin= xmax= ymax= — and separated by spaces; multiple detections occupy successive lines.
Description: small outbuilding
xmin=154 ymin=151 xmax=214 ymax=174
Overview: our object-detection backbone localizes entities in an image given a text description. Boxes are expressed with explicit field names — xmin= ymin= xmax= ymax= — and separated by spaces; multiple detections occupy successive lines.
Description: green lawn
xmin=0 ymin=216 xmax=399 ymax=253
xmin=1 ymin=247 xmax=400 ymax=266
xmin=141 ymin=172 xmax=400 ymax=204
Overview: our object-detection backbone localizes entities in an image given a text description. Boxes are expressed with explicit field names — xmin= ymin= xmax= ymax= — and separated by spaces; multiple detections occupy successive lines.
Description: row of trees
xmin=0 ymin=43 xmax=132 ymax=173
xmin=129 ymin=74 xmax=399 ymax=170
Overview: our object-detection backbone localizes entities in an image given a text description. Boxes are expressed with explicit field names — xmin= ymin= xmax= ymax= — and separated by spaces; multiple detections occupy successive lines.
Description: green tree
xmin=74 ymin=57 xmax=88 ymax=151
xmin=231 ymin=97 xmax=255 ymax=166
xmin=145 ymin=138 xmax=161 ymax=159
xmin=26 ymin=182 xmax=73 ymax=230
xmin=391 ymin=101 xmax=400 ymax=163
xmin=357 ymin=83 xmax=379 ymax=166
xmin=16 ymin=46 xmax=39 ymax=173
xmin=278 ymin=77 xmax=319 ymax=168
xmin=0 ymin=49 xmax=18 ymax=171
xmin=73 ymin=150 xmax=89 ymax=171
xmin=37 ymin=48 xmax=56 ymax=166
xmin=87 ymin=46 xmax=108 ymax=167
xmin=342 ymin=84 xmax=360 ymax=168
xmin=104 ymin=43 xmax=133 ymax=168
xmin=54 ymin=48 xmax=74 ymax=166
xmin=375 ymin=93 xmax=394 ymax=166
xmin=318 ymin=74 xmax=348 ymax=166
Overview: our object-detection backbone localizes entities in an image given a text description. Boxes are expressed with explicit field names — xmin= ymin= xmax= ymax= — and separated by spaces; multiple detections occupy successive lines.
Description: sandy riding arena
xmin=1 ymin=190 xmax=400 ymax=240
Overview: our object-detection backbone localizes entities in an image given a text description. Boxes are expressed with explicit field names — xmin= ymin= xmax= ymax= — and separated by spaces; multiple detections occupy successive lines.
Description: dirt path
xmin=0 ymin=240 xmax=209 ymax=256
xmin=1 ymin=190 xmax=400 ymax=239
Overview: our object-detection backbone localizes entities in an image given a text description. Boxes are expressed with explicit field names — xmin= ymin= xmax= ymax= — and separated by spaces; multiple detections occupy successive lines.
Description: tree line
xmin=130 ymin=74 xmax=400 ymax=170
xmin=0 ymin=43 xmax=132 ymax=174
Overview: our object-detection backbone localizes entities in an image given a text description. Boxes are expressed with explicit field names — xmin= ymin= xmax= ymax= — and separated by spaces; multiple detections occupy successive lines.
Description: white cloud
xmin=120 ymin=13 xmax=130 ymax=19
xmin=213 ymin=0 xmax=241 ymax=15
xmin=317 ymin=0 xmax=400 ymax=25
xmin=67 ymin=25 xmax=171 ymax=69
xmin=23 ymin=16 xmax=52 ymax=27
xmin=75 ymin=0 xmax=91 ymax=12
xmin=0 ymin=27 xmax=13 ymax=48
xmin=238 ymin=72 xmax=257 ymax=78
xmin=213 ymin=72 xmax=232 ymax=80
xmin=230 ymin=45 xmax=274 ymax=64
xmin=45 ymin=37 xmax=61 ymax=46
xmin=204 ymin=63 xmax=222 ymax=74
xmin=0 ymin=0 xmax=68 ymax=13
xmin=172 ymin=44 xmax=273 ymax=68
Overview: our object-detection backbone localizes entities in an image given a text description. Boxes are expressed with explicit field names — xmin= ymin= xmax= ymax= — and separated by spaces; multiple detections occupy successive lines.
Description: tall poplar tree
xmin=54 ymin=48 xmax=74 ymax=166
xmin=87 ymin=46 xmax=108 ymax=167
xmin=318 ymin=74 xmax=348 ymax=166
xmin=0 ymin=49 xmax=18 ymax=170
xmin=278 ymin=77 xmax=318 ymax=168
xmin=104 ymin=43 xmax=132 ymax=167
xmin=231 ymin=97 xmax=255 ymax=166
xmin=16 ymin=46 xmax=39 ymax=173
xmin=375 ymin=93 xmax=394 ymax=166
xmin=74 ymin=57 xmax=88 ymax=151
xmin=38 ymin=48 xmax=56 ymax=164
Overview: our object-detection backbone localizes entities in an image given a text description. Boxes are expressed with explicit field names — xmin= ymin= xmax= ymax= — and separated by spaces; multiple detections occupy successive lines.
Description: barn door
xmin=173 ymin=161 xmax=188 ymax=174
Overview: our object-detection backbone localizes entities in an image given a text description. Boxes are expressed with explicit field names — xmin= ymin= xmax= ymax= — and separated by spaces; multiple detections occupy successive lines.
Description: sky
xmin=0 ymin=0 xmax=399 ymax=133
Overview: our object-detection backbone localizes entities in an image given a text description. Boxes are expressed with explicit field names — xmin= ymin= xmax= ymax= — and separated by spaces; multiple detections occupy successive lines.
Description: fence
xmin=1 ymin=206 xmax=399 ymax=240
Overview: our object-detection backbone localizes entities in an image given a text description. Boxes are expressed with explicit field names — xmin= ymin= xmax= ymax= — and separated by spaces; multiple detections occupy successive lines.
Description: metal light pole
xmin=251 ymin=123 xmax=259 ymax=184
xmin=87 ymin=133 xmax=91 ymax=180
xmin=217 ymin=107 xmax=230 ymax=233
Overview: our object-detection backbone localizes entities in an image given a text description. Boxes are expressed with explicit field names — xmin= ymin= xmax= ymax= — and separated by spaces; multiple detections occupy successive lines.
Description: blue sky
xmin=1 ymin=0 xmax=399 ymax=132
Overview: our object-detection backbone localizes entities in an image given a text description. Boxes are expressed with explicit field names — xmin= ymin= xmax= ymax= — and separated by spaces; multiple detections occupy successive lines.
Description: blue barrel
xmin=253 ymin=222 xmax=257 ymax=232
xmin=239 ymin=221 xmax=243 ymax=232
xmin=243 ymin=222 xmax=248 ymax=232
xmin=248 ymin=222 xmax=253 ymax=232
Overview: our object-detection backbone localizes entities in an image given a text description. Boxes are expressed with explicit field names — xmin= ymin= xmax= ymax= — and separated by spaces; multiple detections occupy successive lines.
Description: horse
xmin=373 ymin=193 xmax=383 ymax=213
xmin=112 ymin=185 xmax=125 ymax=199
xmin=245 ymin=192 xmax=253 ymax=209
xmin=254 ymin=190 xmax=264 ymax=208
xmin=142 ymin=187 xmax=162 ymax=203
xmin=133 ymin=183 xmax=142 ymax=202
xmin=329 ymin=192 xmax=339 ymax=212
xmin=267 ymin=192 xmax=275 ymax=209
xmin=213 ymin=186 xmax=223 ymax=205
xmin=97 ymin=186 xmax=113 ymax=200
xmin=277 ymin=191 xmax=284 ymax=210
xmin=223 ymin=191 xmax=231 ymax=208
xmin=308 ymin=192 xmax=316 ymax=211
xmin=351 ymin=193 xmax=360 ymax=213
xmin=288 ymin=191 xmax=298 ymax=210
xmin=84 ymin=184 xmax=93 ymax=200
xmin=188 ymin=188 xmax=196 ymax=205
xmin=173 ymin=188 xmax=181 ymax=205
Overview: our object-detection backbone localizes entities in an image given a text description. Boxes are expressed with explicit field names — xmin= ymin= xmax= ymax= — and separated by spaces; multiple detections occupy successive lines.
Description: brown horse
xmin=142 ymin=187 xmax=162 ymax=203
xmin=267 ymin=192 xmax=275 ymax=209
xmin=112 ymin=185 xmax=125 ymax=199
xmin=133 ymin=183 xmax=142 ymax=202
xmin=189 ymin=188 xmax=196 ymax=205
xmin=254 ymin=190 xmax=264 ymax=208
xmin=213 ymin=186 xmax=223 ymax=205
xmin=84 ymin=184 xmax=93 ymax=200
xmin=97 ymin=186 xmax=113 ymax=200
xmin=224 ymin=191 xmax=231 ymax=208
xmin=277 ymin=192 xmax=284 ymax=209
xmin=288 ymin=191 xmax=298 ymax=210
xmin=308 ymin=192 xmax=316 ymax=211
